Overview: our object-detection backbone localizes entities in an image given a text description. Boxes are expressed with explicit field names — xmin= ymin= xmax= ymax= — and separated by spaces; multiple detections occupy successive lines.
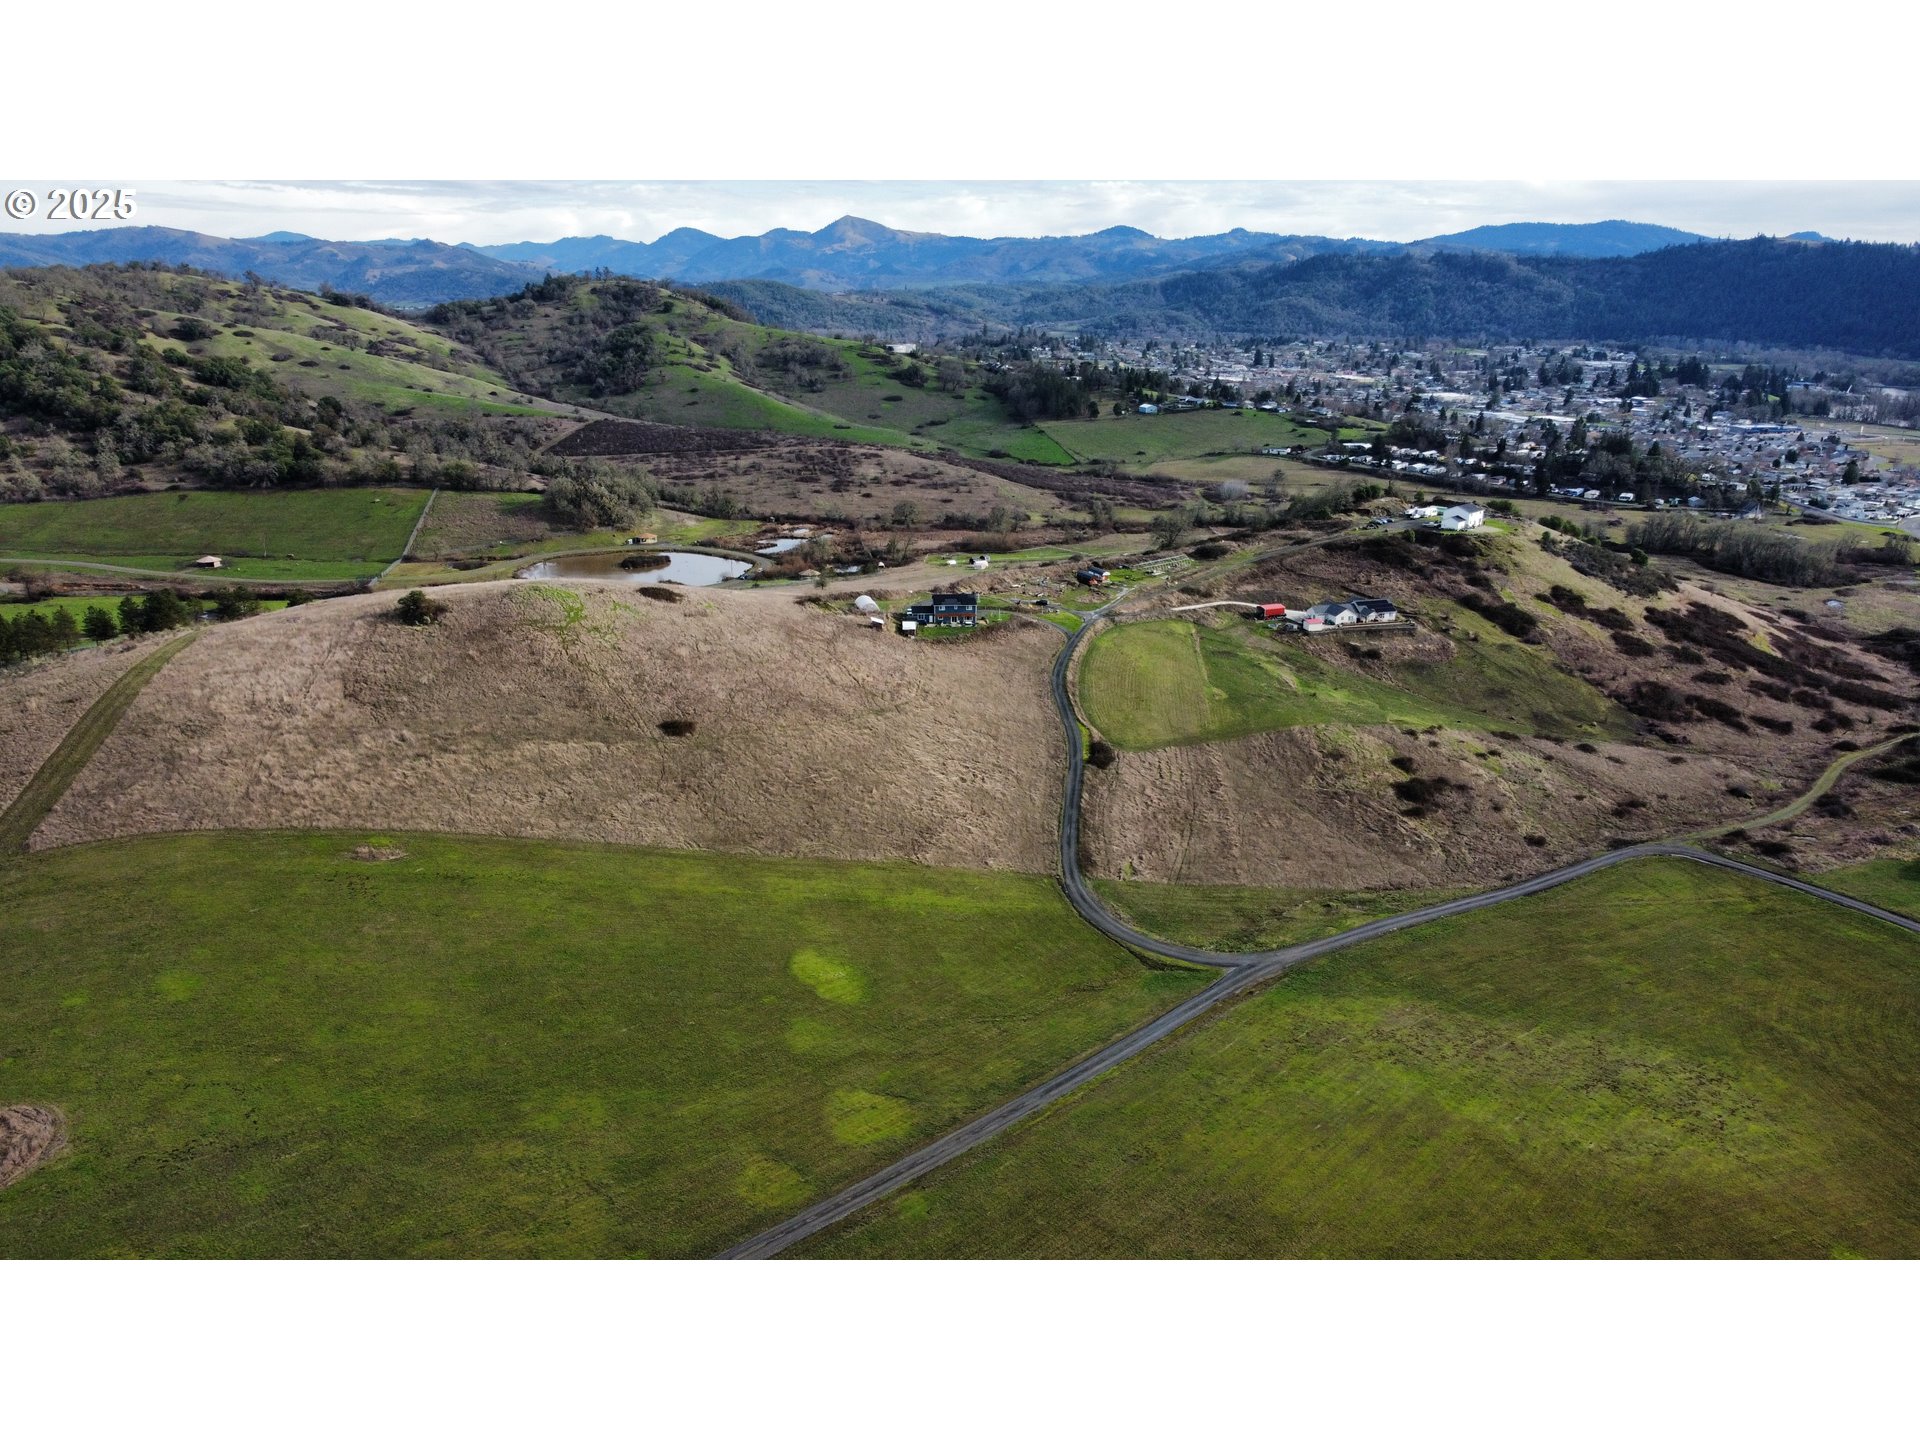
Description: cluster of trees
xmin=1629 ymin=512 xmax=1842 ymax=587
xmin=0 ymin=604 xmax=87 ymax=662
xmin=0 ymin=587 xmax=202 ymax=665
xmin=0 ymin=306 xmax=126 ymax=433
xmin=428 ymin=275 xmax=676 ymax=401
xmin=545 ymin=471 xmax=657 ymax=530
xmin=982 ymin=364 xmax=1100 ymax=422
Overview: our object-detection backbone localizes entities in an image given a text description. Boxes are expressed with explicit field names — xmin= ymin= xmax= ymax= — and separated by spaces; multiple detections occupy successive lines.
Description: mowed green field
xmin=809 ymin=859 xmax=1920 ymax=1258
xmin=0 ymin=832 xmax=1200 ymax=1258
xmin=0 ymin=489 xmax=430 ymax=580
xmin=1037 ymin=410 xmax=1348 ymax=467
xmin=1079 ymin=616 xmax=1629 ymax=749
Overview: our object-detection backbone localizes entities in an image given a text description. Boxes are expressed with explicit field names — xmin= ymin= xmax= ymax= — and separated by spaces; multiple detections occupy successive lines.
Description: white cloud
xmin=4 ymin=180 xmax=1915 ymax=245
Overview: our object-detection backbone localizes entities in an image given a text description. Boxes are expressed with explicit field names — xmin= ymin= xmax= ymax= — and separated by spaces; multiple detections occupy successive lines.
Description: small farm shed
xmin=195 ymin=555 xmax=225 ymax=569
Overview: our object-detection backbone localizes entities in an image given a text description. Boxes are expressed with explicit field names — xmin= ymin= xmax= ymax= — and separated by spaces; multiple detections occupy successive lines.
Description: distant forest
xmin=718 ymin=239 xmax=1920 ymax=358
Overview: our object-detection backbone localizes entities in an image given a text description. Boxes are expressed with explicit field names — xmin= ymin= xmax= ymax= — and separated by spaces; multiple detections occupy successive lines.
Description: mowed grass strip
xmin=808 ymin=859 xmax=1920 ymax=1258
xmin=1080 ymin=617 xmax=1627 ymax=749
xmin=0 ymin=832 xmax=1202 ymax=1257
xmin=0 ymin=489 xmax=430 ymax=575
xmin=0 ymin=631 xmax=195 ymax=851
xmin=1078 ymin=618 xmax=1210 ymax=747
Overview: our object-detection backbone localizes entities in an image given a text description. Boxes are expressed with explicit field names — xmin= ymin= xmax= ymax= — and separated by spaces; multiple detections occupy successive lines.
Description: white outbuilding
xmin=852 ymin=594 xmax=881 ymax=615
xmin=1441 ymin=504 xmax=1486 ymax=531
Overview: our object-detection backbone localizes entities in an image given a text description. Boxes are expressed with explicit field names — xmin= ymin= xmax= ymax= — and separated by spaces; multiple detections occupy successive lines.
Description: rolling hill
xmin=0 ymin=227 xmax=544 ymax=306
xmin=727 ymin=238 xmax=1920 ymax=354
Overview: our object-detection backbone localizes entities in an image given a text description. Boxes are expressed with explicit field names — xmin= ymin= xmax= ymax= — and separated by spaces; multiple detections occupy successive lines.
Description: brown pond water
xmin=518 ymin=551 xmax=754 ymax=586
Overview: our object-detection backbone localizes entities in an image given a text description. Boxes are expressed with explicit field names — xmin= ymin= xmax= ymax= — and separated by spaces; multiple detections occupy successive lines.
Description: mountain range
xmin=3 ymin=216 xmax=1904 ymax=354
xmin=0 ymin=216 xmax=1726 ymax=306
xmin=0 ymin=226 xmax=536 ymax=305
xmin=473 ymin=216 xmax=1413 ymax=289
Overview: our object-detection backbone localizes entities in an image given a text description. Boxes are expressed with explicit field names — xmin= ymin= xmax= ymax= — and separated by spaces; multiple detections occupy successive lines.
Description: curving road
xmin=719 ymin=579 xmax=1920 ymax=1258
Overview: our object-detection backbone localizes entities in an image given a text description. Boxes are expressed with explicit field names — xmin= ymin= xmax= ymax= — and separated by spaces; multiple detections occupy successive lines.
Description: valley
xmin=4 ymin=241 xmax=1919 ymax=1264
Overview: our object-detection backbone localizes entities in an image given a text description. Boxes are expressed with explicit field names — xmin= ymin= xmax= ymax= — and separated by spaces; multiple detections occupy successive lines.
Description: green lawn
xmin=1091 ymin=876 xmax=1474 ymax=953
xmin=0 ymin=595 xmax=132 ymax=628
xmin=1079 ymin=615 xmax=1629 ymax=749
xmin=0 ymin=489 xmax=430 ymax=580
xmin=0 ymin=832 xmax=1202 ymax=1258
xmin=809 ymin=859 xmax=1920 ymax=1258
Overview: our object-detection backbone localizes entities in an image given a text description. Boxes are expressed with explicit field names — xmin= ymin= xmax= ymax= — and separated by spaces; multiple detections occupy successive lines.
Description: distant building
xmin=1136 ymin=403 xmax=1160 ymax=414
xmin=1441 ymin=505 xmax=1486 ymax=531
xmin=194 ymin=555 xmax=224 ymax=569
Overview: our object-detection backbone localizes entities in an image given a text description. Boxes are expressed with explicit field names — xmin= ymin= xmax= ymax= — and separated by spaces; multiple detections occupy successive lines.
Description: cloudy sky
xmin=6 ymin=180 xmax=1918 ymax=245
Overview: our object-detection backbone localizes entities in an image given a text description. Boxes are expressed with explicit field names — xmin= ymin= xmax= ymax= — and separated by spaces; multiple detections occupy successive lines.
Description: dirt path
xmin=1687 ymin=732 xmax=1914 ymax=840
xmin=0 ymin=630 xmax=196 ymax=851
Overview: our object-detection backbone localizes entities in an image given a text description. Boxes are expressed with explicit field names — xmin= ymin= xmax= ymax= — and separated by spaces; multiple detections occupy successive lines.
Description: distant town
xmin=1011 ymin=335 xmax=1920 ymax=531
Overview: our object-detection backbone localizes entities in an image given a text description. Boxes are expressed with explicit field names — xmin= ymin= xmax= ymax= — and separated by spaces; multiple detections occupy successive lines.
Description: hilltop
xmin=0 ymin=264 xmax=588 ymax=516
xmin=422 ymin=272 xmax=1072 ymax=460
xmin=1417 ymin=219 xmax=1708 ymax=257
xmin=33 ymin=581 xmax=1070 ymax=871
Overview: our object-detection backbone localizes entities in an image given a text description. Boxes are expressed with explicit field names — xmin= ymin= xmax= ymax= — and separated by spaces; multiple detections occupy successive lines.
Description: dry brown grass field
xmin=581 ymin=434 xmax=1074 ymax=527
xmin=1084 ymin=723 xmax=1757 ymax=889
xmin=0 ymin=633 xmax=172 ymax=812
xmin=34 ymin=583 xmax=1067 ymax=871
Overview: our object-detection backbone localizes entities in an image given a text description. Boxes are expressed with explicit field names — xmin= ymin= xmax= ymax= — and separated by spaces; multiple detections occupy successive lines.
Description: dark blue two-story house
xmin=901 ymin=592 xmax=980 ymax=628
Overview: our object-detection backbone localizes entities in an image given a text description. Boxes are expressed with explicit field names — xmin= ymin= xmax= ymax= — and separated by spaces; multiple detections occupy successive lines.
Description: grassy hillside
xmin=809 ymin=858 xmax=1920 ymax=1258
xmin=1817 ymin=855 xmax=1920 ymax=920
xmin=0 ymin=265 xmax=544 ymax=416
xmin=424 ymin=274 xmax=1071 ymax=460
xmin=0 ymin=831 xmax=1202 ymax=1258
xmin=0 ymin=488 xmax=429 ymax=580
xmin=1080 ymin=614 xmax=1629 ymax=749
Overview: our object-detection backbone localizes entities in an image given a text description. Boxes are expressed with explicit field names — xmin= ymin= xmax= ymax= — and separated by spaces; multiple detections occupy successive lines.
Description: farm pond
xmin=518 ymin=551 xmax=754 ymax=586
